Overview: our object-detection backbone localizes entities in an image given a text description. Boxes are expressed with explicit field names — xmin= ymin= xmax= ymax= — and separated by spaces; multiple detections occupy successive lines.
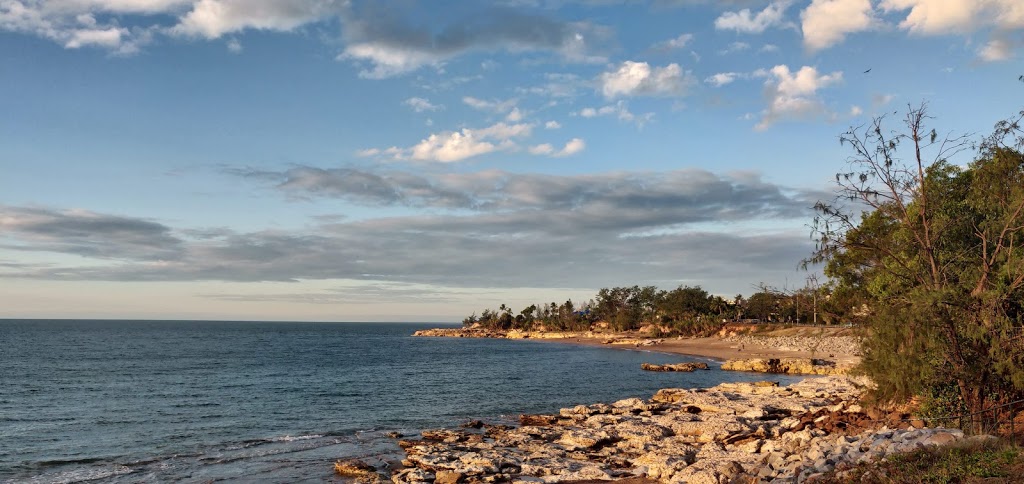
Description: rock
xmin=736 ymin=439 xmax=763 ymax=453
xmin=717 ymin=461 xmax=745 ymax=480
xmin=334 ymin=459 xmax=377 ymax=477
xmin=461 ymin=420 xmax=485 ymax=429
xmin=434 ymin=471 xmax=464 ymax=484
xmin=520 ymin=414 xmax=559 ymax=426
xmin=556 ymin=429 xmax=614 ymax=450
xmin=921 ymin=430 xmax=962 ymax=447
xmin=386 ymin=431 xmax=404 ymax=438
xmin=641 ymin=362 xmax=710 ymax=372
xmin=392 ymin=468 xmax=435 ymax=484
xmin=721 ymin=358 xmax=850 ymax=375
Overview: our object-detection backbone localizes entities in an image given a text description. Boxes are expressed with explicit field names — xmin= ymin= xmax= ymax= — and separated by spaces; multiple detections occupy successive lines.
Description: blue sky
xmin=1 ymin=0 xmax=1021 ymax=321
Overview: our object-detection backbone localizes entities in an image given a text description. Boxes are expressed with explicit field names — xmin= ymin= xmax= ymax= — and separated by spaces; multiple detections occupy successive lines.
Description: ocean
xmin=0 ymin=320 xmax=804 ymax=483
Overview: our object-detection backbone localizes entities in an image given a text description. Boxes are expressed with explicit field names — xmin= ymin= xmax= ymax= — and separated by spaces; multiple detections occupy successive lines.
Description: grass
xmin=816 ymin=439 xmax=1024 ymax=483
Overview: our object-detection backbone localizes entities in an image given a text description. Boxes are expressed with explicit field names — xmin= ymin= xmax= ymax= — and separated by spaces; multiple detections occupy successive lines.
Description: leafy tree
xmin=745 ymin=291 xmax=779 ymax=321
xmin=810 ymin=103 xmax=1024 ymax=428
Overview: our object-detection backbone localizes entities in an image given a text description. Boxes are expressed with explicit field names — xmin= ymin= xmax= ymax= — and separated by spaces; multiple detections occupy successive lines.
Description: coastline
xmin=412 ymin=325 xmax=863 ymax=368
xmin=368 ymin=376 xmax=968 ymax=484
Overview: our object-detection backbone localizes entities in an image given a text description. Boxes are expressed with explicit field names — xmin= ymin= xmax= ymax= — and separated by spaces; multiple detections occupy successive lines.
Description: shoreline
xmin=412 ymin=325 xmax=863 ymax=369
xmin=370 ymin=376 xmax=967 ymax=484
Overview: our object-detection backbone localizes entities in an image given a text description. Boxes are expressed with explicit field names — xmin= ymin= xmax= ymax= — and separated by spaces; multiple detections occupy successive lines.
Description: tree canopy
xmin=811 ymin=104 xmax=1024 ymax=426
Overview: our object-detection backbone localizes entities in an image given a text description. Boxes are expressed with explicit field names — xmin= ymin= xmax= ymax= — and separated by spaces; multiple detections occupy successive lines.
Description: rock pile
xmin=384 ymin=377 xmax=967 ymax=484
xmin=640 ymin=363 xmax=710 ymax=372
xmin=606 ymin=338 xmax=664 ymax=347
xmin=724 ymin=335 xmax=861 ymax=357
xmin=720 ymin=358 xmax=851 ymax=376
xmin=413 ymin=328 xmax=508 ymax=338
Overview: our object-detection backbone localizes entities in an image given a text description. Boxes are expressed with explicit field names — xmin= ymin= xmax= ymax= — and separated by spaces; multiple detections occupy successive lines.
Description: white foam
xmin=22 ymin=465 xmax=133 ymax=484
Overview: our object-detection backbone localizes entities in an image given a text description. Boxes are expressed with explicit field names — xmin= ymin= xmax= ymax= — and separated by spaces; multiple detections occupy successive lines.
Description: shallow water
xmin=0 ymin=320 xmax=804 ymax=482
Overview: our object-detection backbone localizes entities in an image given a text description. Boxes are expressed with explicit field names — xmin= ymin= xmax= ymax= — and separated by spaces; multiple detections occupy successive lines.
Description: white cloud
xmin=715 ymin=1 xmax=792 ymax=33
xmin=979 ymin=38 xmax=1011 ymax=61
xmin=756 ymin=65 xmax=843 ymax=130
xmin=528 ymin=138 xmax=585 ymax=157
xmin=410 ymin=131 xmax=501 ymax=163
xmin=528 ymin=143 xmax=554 ymax=156
xmin=170 ymin=0 xmax=339 ymax=39
xmin=801 ymin=0 xmax=875 ymax=52
xmin=850 ymin=105 xmax=863 ymax=116
xmin=872 ymin=93 xmax=895 ymax=106
xmin=719 ymin=41 xmax=750 ymax=54
xmin=705 ymin=72 xmax=739 ymax=87
xmin=597 ymin=61 xmax=695 ymax=98
xmin=338 ymin=43 xmax=439 ymax=79
xmin=226 ymin=37 xmax=242 ymax=53
xmin=404 ymin=97 xmax=444 ymax=113
xmin=463 ymin=96 xmax=518 ymax=114
xmin=544 ymin=120 xmax=561 ymax=129
xmin=64 ymin=26 xmax=125 ymax=48
xmin=557 ymin=138 xmax=585 ymax=157
xmin=760 ymin=43 xmax=779 ymax=52
xmin=879 ymin=0 xmax=1024 ymax=34
xmin=506 ymin=107 xmax=525 ymax=122
xmin=367 ymin=122 xmax=534 ymax=163
xmin=868 ymin=0 xmax=1024 ymax=62
xmin=576 ymin=101 xmax=654 ymax=127
xmin=652 ymin=33 xmax=693 ymax=50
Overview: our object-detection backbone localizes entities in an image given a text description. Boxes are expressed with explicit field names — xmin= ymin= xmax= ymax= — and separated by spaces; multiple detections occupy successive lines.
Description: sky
xmin=0 ymin=0 xmax=1021 ymax=322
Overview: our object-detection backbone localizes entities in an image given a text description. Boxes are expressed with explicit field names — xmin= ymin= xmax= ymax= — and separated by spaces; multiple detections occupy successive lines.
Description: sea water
xmin=0 ymin=320 xmax=804 ymax=482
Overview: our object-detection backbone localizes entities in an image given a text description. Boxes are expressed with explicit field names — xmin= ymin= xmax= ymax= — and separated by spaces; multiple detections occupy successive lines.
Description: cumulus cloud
xmin=651 ymin=33 xmax=693 ymax=50
xmin=801 ymin=0 xmax=875 ymax=52
xmin=715 ymin=1 xmax=793 ymax=33
xmin=756 ymin=65 xmax=843 ymax=130
xmin=544 ymin=120 xmax=562 ymax=129
xmin=705 ymin=72 xmax=739 ymax=87
xmin=0 ymin=0 xmax=343 ymax=53
xmin=597 ymin=61 xmax=695 ymax=98
xmin=577 ymin=101 xmax=655 ymax=127
xmin=879 ymin=0 xmax=1024 ymax=35
xmin=977 ymin=32 xmax=1023 ymax=61
xmin=528 ymin=138 xmax=585 ymax=157
xmin=363 ymin=122 xmax=533 ymax=163
xmin=170 ymin=0 xmax=341 ymax=39
xmin=404 ymin=97 xmax=443 ymax=113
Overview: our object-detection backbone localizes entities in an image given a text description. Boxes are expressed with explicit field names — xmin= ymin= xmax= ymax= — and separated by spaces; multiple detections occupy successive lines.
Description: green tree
xmin=811 ymin=104 xmax=1024 ymax=427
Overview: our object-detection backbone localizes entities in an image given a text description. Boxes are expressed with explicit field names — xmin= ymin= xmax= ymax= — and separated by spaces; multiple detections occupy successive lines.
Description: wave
xmin=14 ymin=465 xmax=133 ymax=484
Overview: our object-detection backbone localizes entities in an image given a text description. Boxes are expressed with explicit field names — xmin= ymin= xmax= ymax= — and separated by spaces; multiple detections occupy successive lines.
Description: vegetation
xmin=809 ymin=104 xmax=1024 ymax=428
xmin=817 ymin=438 xmax=1024 ymax=483
xmin=463 ymin=284 xmax=834 ymax=336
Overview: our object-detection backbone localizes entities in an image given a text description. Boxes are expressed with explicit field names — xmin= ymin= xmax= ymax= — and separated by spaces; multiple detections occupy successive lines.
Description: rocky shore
xmin=720 ymin=358 xmax=851 ymax=376
xmin=722 ymin=335 xmax=861 ymax=358
xmin=640 ymin=363 xmax=710 ymax=372
xmin=355 ymin=377 xmax=967 ymax=484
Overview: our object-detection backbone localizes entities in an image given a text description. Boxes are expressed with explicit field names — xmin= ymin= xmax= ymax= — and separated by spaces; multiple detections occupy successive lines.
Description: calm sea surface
xmin=0 ymin=320 xmax=804 ymax=483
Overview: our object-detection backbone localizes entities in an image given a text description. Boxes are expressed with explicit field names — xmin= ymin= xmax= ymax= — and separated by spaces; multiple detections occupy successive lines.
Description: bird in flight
xmin=864 ymin=68 xmax=872 ymax=74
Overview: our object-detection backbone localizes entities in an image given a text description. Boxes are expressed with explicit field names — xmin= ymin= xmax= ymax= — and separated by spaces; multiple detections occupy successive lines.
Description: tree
xmin=810 ymin=103 xmax=1024 ymax=428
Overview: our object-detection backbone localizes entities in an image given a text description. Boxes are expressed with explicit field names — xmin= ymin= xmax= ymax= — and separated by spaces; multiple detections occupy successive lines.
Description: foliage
xmin=810 ymin=103 xmax=1024 ymax=425
xmin=817 ymin=438 xmax=1024 ymax=483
